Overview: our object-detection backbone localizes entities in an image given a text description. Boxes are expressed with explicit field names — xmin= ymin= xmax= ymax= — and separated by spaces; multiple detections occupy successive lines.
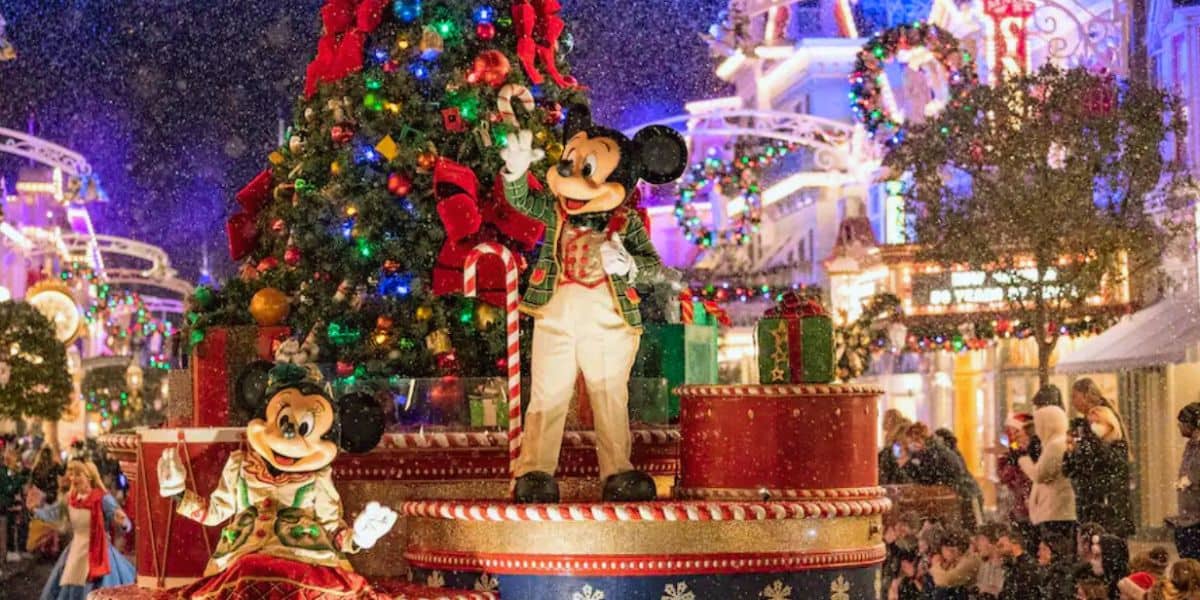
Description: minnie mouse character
xmin=156 ymin=362 xmax=396 ymax=599
xmin=499 ymin=104 xmax=688 ymax=503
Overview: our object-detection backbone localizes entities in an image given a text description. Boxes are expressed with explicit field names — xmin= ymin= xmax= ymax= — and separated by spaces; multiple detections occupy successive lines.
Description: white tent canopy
xmin=1056 ymin=297 xmax=1200 ymax=374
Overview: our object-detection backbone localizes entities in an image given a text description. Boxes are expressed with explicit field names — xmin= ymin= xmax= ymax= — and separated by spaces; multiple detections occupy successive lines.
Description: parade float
xmin=94 ymin=0 xmax=890 ymax=598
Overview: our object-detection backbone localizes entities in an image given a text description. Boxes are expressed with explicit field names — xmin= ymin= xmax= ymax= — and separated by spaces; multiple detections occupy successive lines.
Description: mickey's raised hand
xmin=500 ymin=130 xmax=545 ymax=182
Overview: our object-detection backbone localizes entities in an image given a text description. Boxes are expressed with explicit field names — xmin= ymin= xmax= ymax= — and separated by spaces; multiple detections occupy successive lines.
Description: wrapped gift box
xmin=755 ymin=294 xmax=834 ymax=384
xmin=191 ymin=325 xmax=289 ymax=427
xmin=632 ymin=323 xmax=718 ymax=421
xmin=468 ymin=379 xmax=509 ymax=429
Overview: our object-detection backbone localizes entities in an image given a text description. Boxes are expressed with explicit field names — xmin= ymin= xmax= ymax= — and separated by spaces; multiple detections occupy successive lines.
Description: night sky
xmin=0 ymin=0 xmax=727 ymax=280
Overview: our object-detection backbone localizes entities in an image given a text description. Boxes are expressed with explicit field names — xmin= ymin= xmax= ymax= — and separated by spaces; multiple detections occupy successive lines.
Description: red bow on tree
xmin=431 ymin=158 xmax=546 ymax=307
xmin=226 ymin=169 xmax=275 ymax=261
xmin=511 ymin=0 xmax=580 ymax=89
xmin=304 ymin=0 xmax=389 ymax=98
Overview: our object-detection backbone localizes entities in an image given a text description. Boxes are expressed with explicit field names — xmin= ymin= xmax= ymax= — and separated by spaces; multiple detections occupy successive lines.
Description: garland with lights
xmin=0 ymin=301 xmax=72 ymax=421
xmin=60 ymin=264 xmax=176 ymax=355
xmin=675 ymin=141 xmax=800 ymax=247
xmin=849 ymin=22 xmax=978 ymax=146
xmin=894 ymin=312 xmax=1122 ymax=353
xmin=688 ymin=282 xmax=822 ymax=304
xmin=835 ymin=293 xmax=901 ymax=380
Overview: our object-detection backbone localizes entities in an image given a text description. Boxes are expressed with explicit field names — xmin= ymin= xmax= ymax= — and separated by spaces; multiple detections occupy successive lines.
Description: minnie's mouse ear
xmin=336 ymin=392 xmax=385 ymax=453
xmin=235 ymin=361 xmax=275 ymax=417
xmin=633 ymin=125 xmax=688 ymax=185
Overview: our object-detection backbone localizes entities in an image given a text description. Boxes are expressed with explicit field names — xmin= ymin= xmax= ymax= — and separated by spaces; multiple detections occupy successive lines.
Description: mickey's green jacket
xmin=503 ymin=175 xmax=664 ymax=331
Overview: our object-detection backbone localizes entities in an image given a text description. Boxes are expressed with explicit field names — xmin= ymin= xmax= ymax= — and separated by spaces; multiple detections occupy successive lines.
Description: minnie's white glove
xmin=352 ymin=501 xmax=398 ymax=550
xmin=157 ymin=447 xmax=186 ymax=498
xmin=600 ymin=233 xmax=637 ymax=281
xmin=500 ymin=130 xmax=545 ymax=182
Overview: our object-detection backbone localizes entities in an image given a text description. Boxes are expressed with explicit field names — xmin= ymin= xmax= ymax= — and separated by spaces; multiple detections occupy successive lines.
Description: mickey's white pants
xmin=515 ymin=282 xmax=640 ymax=481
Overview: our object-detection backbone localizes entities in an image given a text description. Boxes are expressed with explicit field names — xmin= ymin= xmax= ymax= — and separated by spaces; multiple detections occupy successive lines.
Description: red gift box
xmin=191 ymin=326 xmax=289 ymax=427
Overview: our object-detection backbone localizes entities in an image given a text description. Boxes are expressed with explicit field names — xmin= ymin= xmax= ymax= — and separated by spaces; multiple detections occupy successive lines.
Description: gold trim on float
xmin=406 ymin=514 xmax=881 ymax=556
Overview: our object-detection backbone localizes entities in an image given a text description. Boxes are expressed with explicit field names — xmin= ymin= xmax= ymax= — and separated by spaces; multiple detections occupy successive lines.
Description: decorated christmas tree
xmin=192 ymin=0 xmax=588 ymax=379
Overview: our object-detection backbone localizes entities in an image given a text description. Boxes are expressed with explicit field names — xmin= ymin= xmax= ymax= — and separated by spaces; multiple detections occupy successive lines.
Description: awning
xmin=1055 ymin=296 xmax=1200 ymax=374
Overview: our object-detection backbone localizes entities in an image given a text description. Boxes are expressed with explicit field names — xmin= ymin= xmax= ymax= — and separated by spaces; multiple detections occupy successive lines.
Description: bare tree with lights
xmin=885 ymin=65 xmax=1188 ymax=385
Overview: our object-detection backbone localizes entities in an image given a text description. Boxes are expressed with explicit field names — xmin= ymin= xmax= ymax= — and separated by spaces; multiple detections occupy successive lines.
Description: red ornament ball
xmin=475 ymin=22 xmax=496 ymax=40
xmin=387 ymin=172 xmax=413 ymax=197
xmin=470 ymin=50 xmax=511 ymax=88
xmin=383 ymin=59 xmax=400 ymax=73
xmin=284 ymin=246 xmax=302 ymax=266
xmin=331 ymin=123 xmax=355 ymax=145
xmin=270 ymin=218 xmax=287 ymax=234
xmin=336 ymin=361 xmax=354 ymax=377
xmin=256 ymin=256 xmax=280 ymax=272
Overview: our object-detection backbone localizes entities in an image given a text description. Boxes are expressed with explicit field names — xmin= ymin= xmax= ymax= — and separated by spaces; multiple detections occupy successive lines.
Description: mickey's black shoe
xmin=601 ymin=470 xmax=657 ymax=502
xmin=513 ymin=471 xmax=560 ymax=503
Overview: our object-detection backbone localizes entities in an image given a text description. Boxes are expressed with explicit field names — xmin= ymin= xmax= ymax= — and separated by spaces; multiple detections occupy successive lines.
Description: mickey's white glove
xmin=600 ymin=233 xmax=637 ymax=280
xmin=500 ymin=130 xmax=545 ymax=182
xmin=157 ymin=447 xmax=186 ymax=498
xmin=352 ymin=501 xmax=398 ymax=550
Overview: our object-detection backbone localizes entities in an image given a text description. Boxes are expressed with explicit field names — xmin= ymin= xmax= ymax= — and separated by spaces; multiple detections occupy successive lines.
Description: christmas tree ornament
xmin=270 ymin=218 xmax=287 ymax=234
xmin=475 ymin=303 xmax=500 ymax=329
xmin=469 ymin=50 xmax=511 ymax=88
xmin=473 ymin=5 xmax=496 ymax=23
xmin=331 ymin=161 xmax=343 ymax=176
xmin=362 ymin=92 xmax=384 ymax=112
xmin=327 ymin=321 xmax=363 ymax=346
xmin=331 ymin=123 xmax=355 ymax=145
xmin=257 ymin=257 xmax=280 ymax=272
xmin=425 ymin=328 xmax=452 ymax=354
xmin=393 ymin=0 xmax=422 ymax=23
xmin=336 ymin=361 xmax=355 ymax=377
xmin=376 ymin=316 xmax=394 ymax=331
xmin=417 ymin=149 xmax=438 ymax=171
xmin=497 ymin=83 xmax=534 ymax=126
xmin=386 ymin=172 xmax=413 ymax=196
xmin=288 ymin=131 xmax=307 ymax=154
xmin=419 ymin=25 xmax=444 ymax=59
xmin=193 ymin=286 xmax=216 ymax=310
xmin=249 ymin=288 xmax=291 ymax=326
xmin=382 ymin=259 xmax=401 ymax=273
xmin=475 ymin=22 xmax=496 ymax=40
xmin=441 ymin=107 xmax=467 ymax=132
xmin=284 ymin=246 xmax=302 ymax=266
xmin=375 ymin=135 xmax=400 ymax=161
xmin=415 ymin=305 xmax=433 ymax=321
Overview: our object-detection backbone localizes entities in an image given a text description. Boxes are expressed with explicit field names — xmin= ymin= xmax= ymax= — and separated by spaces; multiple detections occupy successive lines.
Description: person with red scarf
xmin=35 ymin=459 xmax=134 ymax=600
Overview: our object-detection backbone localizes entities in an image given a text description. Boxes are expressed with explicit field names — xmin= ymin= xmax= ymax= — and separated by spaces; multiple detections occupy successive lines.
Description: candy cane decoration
xmin=497 ymin=83 xmax=535 ymax=127
xmin=463 ymin=243 xmax=522 ymax=475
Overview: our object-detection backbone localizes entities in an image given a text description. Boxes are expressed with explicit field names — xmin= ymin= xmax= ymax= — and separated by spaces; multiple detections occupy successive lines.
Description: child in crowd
xmin=973 ymin=523 xmax=1008 ymax=599
xmin=996 ymin=527 xmax=1039 ymax=600
xmin=888 ymin=539 xmax=928 ymax=600
xmin=931 ymin=528 xmax=981 ymax=600
xmin=1119 ymin=547 xmax=1170 ymax=599
xmin=1037 ymin=532 xmax=1076 ymax=600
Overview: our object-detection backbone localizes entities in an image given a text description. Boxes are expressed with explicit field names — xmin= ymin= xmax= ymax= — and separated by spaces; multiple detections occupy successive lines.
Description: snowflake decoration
xmin=662 ymin=582 xmax=696 ymax=600
xmin=831 ymin=575 xmax=851 ymax=600
xmin=426 ymin=571 xmax=445 ymax=588
xmin=572 ymin=584 xmax=606 ymax=600
xmin=761 ymin=580 xmax=793 ymax=600
xmin=475 ymin=573 xmax=500 ymax=592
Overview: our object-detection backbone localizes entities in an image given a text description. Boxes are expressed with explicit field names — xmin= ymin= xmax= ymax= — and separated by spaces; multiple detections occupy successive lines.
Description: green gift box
xmin=632 ymin=323 xmax=718 ymax=421
xmin=628 ymin=378 xmax=670 ymax=425
xmin=756 ymin=294 xmax=834 ymax=384
xmin=468 ymin=380 xmax=509 ymax=429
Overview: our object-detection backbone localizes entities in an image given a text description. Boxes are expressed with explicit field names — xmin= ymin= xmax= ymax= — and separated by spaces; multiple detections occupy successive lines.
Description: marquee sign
xmin=911 ymin=268 xmax=1069 ymax=309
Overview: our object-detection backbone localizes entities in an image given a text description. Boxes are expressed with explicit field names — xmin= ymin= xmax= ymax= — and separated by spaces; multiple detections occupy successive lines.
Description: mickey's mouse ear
xmin=234 ymin=361 xmax=275 ymax=417
xmin=563 ymin=103 xmax=592 ymax=141
xmin=337 ymin=392 xmax=385 ymax=453
xmin=633 ymin=125 xmax=688 ymax=185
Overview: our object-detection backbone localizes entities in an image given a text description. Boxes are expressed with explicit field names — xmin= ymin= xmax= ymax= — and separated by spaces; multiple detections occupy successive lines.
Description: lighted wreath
xmin=849 ymin=22 xmax=979 ymax=147
xmin=675 ymin=141 xmax=800 ymax=247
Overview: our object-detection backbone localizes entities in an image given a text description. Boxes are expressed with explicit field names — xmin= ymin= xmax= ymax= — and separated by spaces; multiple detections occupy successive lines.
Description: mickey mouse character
xmin=156 ymin=362 xmax=396 ymax=599
xmin=500 ymin=104 xmax=687 ymax=503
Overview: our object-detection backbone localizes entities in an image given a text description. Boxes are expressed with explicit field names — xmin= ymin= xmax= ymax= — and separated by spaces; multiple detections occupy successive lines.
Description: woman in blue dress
xmin=37 ymin=459 xmax=135 ymax=600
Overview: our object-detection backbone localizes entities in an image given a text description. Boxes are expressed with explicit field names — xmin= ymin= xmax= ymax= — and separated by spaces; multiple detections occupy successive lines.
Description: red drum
xmin=132 ymin=428 xmax=244 ymax=588
xmin=676 ymin=384 xmax=882 ymax=498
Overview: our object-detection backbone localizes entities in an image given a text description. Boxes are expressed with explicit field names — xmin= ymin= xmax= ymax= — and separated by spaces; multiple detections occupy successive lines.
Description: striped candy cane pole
xmin=463 ymin=243 xmax=522 ymax=476
xmin=497 ymin=83 xmax=535 ymax=127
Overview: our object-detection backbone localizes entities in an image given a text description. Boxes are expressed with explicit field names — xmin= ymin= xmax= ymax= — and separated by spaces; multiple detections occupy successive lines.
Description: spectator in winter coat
xmin=880 ymin=409 xmax=913 ymax=485
xmin=883 ymin=512 xmax=922 ymax=591
xmin=1075 ymin=576 xmax=1110 ymax=600
xmin=1033 ymin=384 xmax=1064 ymax=409
xmin=1019 ymin=405 xmax=1077 ymax=543
xmin=902 ymin=423 xmax=981 ymax=528
xmin=1071 ymin=378 xmax=1126 ymax=443
xmin=0 ymin=447 xmax=27 ymax=562
xmin=1064 ymin=416 xmax=1135 ymax=539
xmin=931 ymin=528 xmax=981 ymax=600
xmin=888 ymin=541 xmax=927 ymax=600
xmin=997 ymin=527 xmax=1039 ymax=600
xmin=998 ymin=413 xmax=1037 ymax=546
xmin=1171 ymin=403 xmax=1200 ymax=560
